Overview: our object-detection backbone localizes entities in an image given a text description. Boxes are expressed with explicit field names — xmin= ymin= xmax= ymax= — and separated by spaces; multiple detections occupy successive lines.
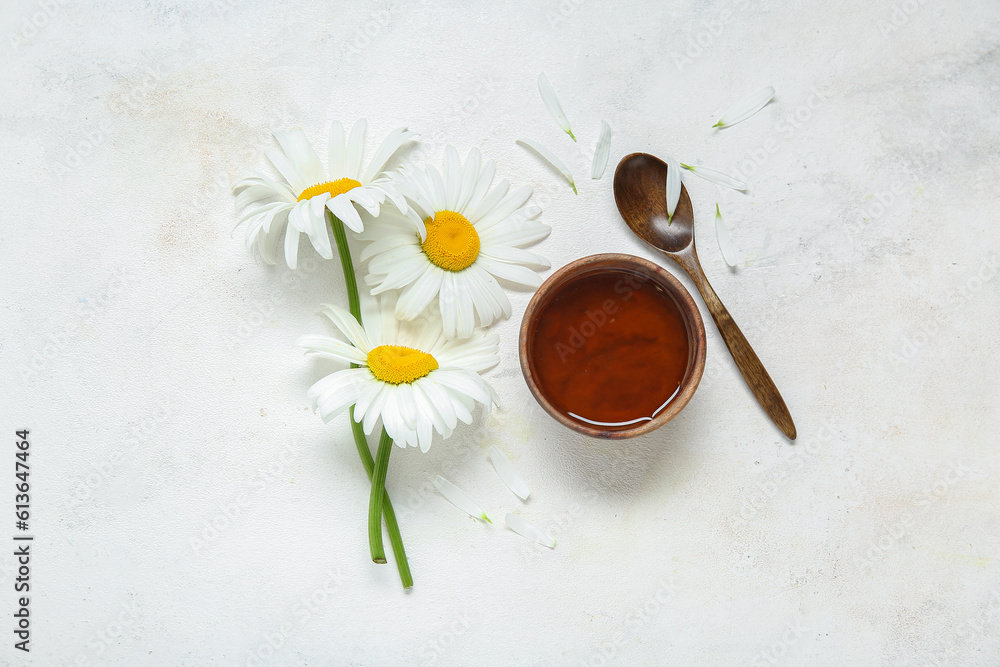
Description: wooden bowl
xmin=518 ymin=253 xmax=706 ymax=439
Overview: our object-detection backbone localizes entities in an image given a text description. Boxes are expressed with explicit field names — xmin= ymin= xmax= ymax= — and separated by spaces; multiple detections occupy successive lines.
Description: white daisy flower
xmin=298 ymin=290 xmax=500 ymax=452
xmin=358 ymin=146 xmax=552 ymax=339
xmin=233 ymin=120 xmax=417 ymax=269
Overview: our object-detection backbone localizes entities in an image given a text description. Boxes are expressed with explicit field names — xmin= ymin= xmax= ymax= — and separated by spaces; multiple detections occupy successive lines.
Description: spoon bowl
xmin=613 ymin=153 xmax=695 ymax=253
xmin=614 ymin=153 xmax=797 ymax=440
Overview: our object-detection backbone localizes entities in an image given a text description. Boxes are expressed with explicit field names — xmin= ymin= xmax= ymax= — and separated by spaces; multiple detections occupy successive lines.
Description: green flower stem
xmin=368 ymin=429 xmax=393 ymax=564
xmin=328 ymin=210 xmax=413 ymax=589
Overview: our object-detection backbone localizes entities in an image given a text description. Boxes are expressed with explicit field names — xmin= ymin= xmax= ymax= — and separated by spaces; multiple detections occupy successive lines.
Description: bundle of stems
xmin=328 ymin=210 xmax=411 ymax=589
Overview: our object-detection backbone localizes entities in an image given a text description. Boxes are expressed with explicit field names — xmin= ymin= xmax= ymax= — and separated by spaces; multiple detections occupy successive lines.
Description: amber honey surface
xmin=529 ymin=269 xmax=690 ymax=429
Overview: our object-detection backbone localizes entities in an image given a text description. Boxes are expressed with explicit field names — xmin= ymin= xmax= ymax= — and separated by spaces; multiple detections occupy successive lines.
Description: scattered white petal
xmin=505 ymin=513 xmax=555 ymax=548
xmin=713 ymin=86 xmax=775 ymax=129
xmin=434 ymin=475 xmax=491 ymax=523
xmin=488 ymin=446 xmax=530 ymax=500
xmin=517 ymin=138 xmax=577 ymax=194
xmin=591 ymin=120 xmax=612 ymax=179
xmin=715 ymin=204 xmax=740 ymax=268
xmin=537 ymin=72 xmax=576 ymax=141
xmin=680 ymin=163 xmax=747 ymax=191
xmin=665 ymin=155 xmax=681 ymax=223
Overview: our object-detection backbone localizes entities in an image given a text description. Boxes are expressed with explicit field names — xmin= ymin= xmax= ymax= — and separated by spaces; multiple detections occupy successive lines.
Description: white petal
xmin=307 ymin=196 xmax=334 ymax=259
xmin=715 ymin=204 xmax=740 ymax=268
xmin=480 ymin=221 xmax=550 ymax=248
xmin=680 ymin=163 xmax=748 ymax=191
xmin=362 ymin=384 xmax=390 ymax=435
xmin=284 ymin=214 xmax=302 ymax=269
xmin=266 ymin=147 xmax=308 ymax=194
xmin=474 ymin=185 xmax=533 ymax=233
xmin=467 ymin=264 xmax=511 ymax=319
xmin=320 ymin=303 xmax=371 ymax=352
xmin=345 ymin=118 xmax=367 ymax=180
xmin=443 ymin=145 xmax=462 ymax=211
xmin=297 ymin=334 xmax=367 ymax=365
xmin=275 ymin=128 xmax=324 ymax=186
xmin=467 ymin=179 xmax=508 ymax=224
xmin=714 ymin=85 xmax=775 ymax=129
xmin=477 ymin=259 xmax=544 ymax=289
xmin=363 ymin=127 xmax=418 ymax=183
xmin=479 ymin=245 xmax=550 ymax=270
xmin=505 ymin=513 xmax=554 ymax=548
xmin=517 ymin=138 xmax=576 ymax=194
xmin=434 ymin=476 xmax=491 ymax=523
xmin=328 ymin=121 xmax=346 ymax=178
xmin=395 ymin=266 xmax=444 ymax=320
xmin=537 ymin=72 xmax=575 ymax=141
xmin=591 ymin=120 xmax=612 ymax=179
xmin=488 ymin=446 xmax=530 ymax=500
xmin=430 ymin=369 xmax=492 ymax=407
xmin=326 ymin=194 xmax=364 ymax=233
xmin=455 ymin=148 xmax=481 ymax=213
xmin=466 ymin=159 xmax=496 ymax=213
xmin=665 ymin=155 xmax=681 ymax=223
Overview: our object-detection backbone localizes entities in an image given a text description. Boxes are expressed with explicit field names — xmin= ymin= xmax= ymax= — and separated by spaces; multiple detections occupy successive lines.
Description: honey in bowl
xmin=528 ymin=268 xmax=691 ymax=430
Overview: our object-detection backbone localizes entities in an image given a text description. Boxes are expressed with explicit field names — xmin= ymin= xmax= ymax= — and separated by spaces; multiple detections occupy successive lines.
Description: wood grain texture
xmin=614 ymin=152 xmax=797 ymax=440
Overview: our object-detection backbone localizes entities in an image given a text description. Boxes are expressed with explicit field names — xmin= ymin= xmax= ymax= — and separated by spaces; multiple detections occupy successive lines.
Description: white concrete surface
xmin=2 ymin=0 xmax=999 ymax=664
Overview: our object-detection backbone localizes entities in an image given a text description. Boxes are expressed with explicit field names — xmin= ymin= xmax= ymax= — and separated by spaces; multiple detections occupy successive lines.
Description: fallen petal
xmin=434 ymin=475 xmax=491 ymax=523
xmin=488 ymin=446 xmax=530 ymax=500
xmin=665 ymin=155 xmax=681 ymax=223
xmin=517 ymin=138 xmax=577 ymax=194
xmin=591 ymin=120 xmax=612 ymax=179
xmin=714 ymin=86 xmax=775 ymax=129
xmin=715 ymin=204 xmax=740 ymax=267
xmin=680 ymin=163 xmax=747 ymax=191
xmin=537 ymin=72 xmax=576 ymax=141
xmin=505 ymin=513 xmax=555 ymax=548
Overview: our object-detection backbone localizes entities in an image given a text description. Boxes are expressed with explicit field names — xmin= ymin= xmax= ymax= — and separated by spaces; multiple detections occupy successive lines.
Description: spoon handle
xmin=675 ymin=254 xmax=797 ymax=440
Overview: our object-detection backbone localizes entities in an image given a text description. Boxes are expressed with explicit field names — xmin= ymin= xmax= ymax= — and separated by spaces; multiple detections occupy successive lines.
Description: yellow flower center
xmin=297 ymin=177 xmax=361 ymax=202
xmin=421 ymin=210 xmax=480 ymax=271
xmin=367 ymin=345 xmax=439 ymax=385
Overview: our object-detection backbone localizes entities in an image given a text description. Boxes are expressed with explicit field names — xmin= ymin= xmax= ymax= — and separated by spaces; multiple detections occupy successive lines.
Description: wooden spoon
xmin=613 ymin=153 xmax=796 ymax=440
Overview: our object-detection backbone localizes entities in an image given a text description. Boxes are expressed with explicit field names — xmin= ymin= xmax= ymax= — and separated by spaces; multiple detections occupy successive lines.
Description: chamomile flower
xmin=233 ymin=121 xmax=417 ymax=269
xmin=358 ymin=146 xmax=552 ymax=339
xmin=298 ymin=290 xmax=499 ymax=452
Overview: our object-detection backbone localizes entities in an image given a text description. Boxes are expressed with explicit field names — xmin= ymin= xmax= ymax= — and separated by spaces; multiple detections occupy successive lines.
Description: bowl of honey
xmin=519 ymin=253 xmax=706 ymax=438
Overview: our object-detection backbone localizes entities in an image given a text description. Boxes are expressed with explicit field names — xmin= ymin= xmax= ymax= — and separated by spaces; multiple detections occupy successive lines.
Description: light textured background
xmin=2 ymin=0 xmax=999 ymax=665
